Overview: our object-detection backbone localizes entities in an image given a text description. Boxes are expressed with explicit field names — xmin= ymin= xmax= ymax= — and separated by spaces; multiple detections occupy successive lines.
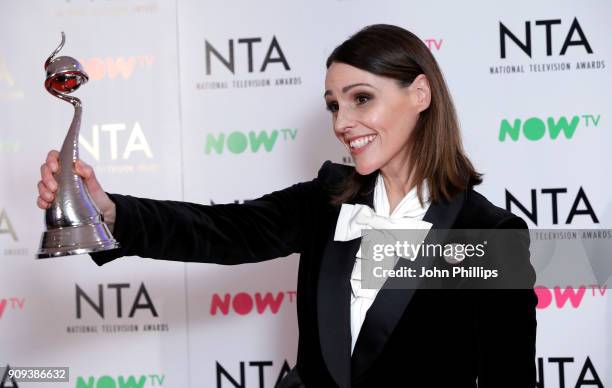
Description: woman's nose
xmin=334 ymin=108 xmax=356 ymax=134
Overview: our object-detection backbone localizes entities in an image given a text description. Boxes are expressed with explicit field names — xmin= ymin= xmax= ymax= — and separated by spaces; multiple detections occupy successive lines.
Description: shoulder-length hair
xmin=326 ymin=24 xmax=482 ymax=206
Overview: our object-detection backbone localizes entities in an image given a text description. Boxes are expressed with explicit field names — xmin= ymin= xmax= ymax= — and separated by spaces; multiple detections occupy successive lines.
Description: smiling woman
xmin=324 ymin=25 xmax=482 ymax=213
xmin=36 ymin=24 xmax=537 ymax=388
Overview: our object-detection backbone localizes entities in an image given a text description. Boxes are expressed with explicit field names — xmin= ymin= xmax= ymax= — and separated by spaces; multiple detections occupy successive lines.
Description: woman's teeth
xmin=349 ymin=135 xmax=376 ymax=149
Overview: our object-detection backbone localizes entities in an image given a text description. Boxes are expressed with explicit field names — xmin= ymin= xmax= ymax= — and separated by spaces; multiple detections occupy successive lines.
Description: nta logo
xmin=505 ymin=187 xmax=598 ymax=226
xmin=0 ymin=208 xmax=17 ymax=241
xmin=210 ymin=291 xmax=296 ymax=316
xmin=204 ymin=128 xmax=297 ymax=155
xmin=217 ymin=360 xmax=291 ymax=388
xmin=536 ymin=356 xmax=603 ymax=387
xmin=500 ymin=17 xmax=592 ymax=58
xmin=205 ymin=36 xmax=290 ymax=75
xmin=76 ymin=283 xmax=158 ymax=319
xmin=76 ymin=374 xmax=164 ymax=388
xmin=81 ymin=55 xmax=154 ymax=81
xmin=499 ymin=114 xmax=600 ymax=141
xmin=80 ymin=122 xmax=153 ymax=161
xmin=1 ymin=365 xmax=18 ymax=388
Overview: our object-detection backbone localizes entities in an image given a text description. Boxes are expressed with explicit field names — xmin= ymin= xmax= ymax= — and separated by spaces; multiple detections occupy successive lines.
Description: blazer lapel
xmin=350 ymin=188 xmax=466 ymax=381
xmin=317 ymin=172 xmax=377 ymax=388
xmin=317 ymin=235 xmax=359 ymax=388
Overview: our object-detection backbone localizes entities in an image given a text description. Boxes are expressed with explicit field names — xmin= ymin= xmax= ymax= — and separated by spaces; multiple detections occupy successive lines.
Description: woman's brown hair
xmin=326 ymin=24 xmax=482 ymax=205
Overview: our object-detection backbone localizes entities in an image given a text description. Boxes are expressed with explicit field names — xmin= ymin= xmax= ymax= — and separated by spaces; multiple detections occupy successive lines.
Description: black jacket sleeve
xmin=475 ymin=215 xmax=538 ymax=387
xmin=89 ymin=160 xmax=336 ymax=266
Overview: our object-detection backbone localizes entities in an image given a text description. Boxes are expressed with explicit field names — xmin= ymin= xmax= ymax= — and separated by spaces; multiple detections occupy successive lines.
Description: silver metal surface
xmin=37 ymin=32 xmax=119 ymax=259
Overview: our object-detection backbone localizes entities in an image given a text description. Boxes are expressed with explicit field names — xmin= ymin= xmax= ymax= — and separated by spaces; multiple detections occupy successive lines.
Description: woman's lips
xmin=347 ymin=134 xmax=377 ymax=155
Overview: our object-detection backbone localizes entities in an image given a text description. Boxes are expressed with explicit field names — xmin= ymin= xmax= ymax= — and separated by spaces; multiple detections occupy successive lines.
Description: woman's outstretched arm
xmin=89 ymin=174 xmax=324 ymax=266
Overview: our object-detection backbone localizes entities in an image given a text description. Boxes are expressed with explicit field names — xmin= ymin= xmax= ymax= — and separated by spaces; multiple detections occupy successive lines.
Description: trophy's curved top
xmin=44 ymin=32 xmax=88 ymax=95
xmin=45 ymin=56 xmax=89 ymax=94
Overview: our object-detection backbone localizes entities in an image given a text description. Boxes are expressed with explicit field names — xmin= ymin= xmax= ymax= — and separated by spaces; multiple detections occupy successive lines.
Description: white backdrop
xmin=1 ymin=1 xmax=611 ymax=387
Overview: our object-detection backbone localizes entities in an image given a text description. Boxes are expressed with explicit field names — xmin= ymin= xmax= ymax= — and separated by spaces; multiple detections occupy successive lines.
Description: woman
xmin=37 ymin=24 xmax=537 ymax=387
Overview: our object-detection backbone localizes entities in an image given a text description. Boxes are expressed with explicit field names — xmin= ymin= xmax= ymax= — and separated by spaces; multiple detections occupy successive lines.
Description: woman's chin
xmin=354 ymin=160 xmax=380 ymax=176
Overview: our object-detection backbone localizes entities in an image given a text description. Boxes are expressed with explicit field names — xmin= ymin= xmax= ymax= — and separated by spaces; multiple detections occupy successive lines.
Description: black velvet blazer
xmin=90 ymin=160 xmax=537 ymax=388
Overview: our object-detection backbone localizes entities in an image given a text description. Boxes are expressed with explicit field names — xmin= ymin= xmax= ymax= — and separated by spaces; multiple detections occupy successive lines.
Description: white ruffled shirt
xmin=335 ymin=173 xmax=433 ymax=353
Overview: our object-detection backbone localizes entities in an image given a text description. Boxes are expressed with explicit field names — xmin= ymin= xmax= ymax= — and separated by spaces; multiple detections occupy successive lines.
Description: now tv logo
xmin=81 ymin=55 xmax=155 ymax=81
xmin=210 ymin=291 xmax=296 ymax=316
xmin=535 ymin=285 xmax=606 ymax=309
xmin=76 ymin=374 xmax=164 ymax=388
xmin=0 ymin=297 xmax=25 ymax=319
xmin=423 ymin=38 xmax=443 ymax=51
xmin=498 ymin=114 xmax=600 ymax=142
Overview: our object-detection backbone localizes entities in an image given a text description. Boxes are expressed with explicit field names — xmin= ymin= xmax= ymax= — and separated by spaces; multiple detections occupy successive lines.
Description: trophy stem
xmin=57 ymin=94 xmax=82 ymax=167
xmin=44 ymin=94 xmax=99 ymax=227
xmin=38 ymin=97 xmax=119 ymax=258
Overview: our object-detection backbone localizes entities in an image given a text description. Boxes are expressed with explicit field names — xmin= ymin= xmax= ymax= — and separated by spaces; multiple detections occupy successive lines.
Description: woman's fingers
xmin=37 ymin=181 xmax=54 ymax=209
xmin=72 ymin=160 xmax=115 ymax=221
xmin=37 ymin=150 xmax=60 ymax=209
xmin=46 ymin=150 xmax=59 ymax=173
xmin=37 ymin=151 xmax=113 ymax=219
xmin=37 ymin=196 xmax=50 ymax=209
xmin=75 ymin=160 xmax=102 ymax=193
xmin=75 ymin=159 xmax=93 ymax=178
xmin=41 ymin=149 xmax=59 ymax=192
xmin=37 ymin=180 xmax=53 ymax=200
xmin=40 ymin=163 xmax=58 ymax=192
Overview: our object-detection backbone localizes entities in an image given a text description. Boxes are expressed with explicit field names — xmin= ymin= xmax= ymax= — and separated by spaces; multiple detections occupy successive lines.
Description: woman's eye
xmin=356 ymin=94 xmax=370 ymax=105
xmin=326 ymin=102 xmax=339 ymax=113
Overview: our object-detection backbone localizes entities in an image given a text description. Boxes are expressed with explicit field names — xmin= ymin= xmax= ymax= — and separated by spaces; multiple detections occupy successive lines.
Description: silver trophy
xmin=37 ymin=32 xmax=119 ymax=258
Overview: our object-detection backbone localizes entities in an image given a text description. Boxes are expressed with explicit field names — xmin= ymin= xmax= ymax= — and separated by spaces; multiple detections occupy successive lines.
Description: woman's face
xmin=324 ymin=62 xmax=430 ymax=176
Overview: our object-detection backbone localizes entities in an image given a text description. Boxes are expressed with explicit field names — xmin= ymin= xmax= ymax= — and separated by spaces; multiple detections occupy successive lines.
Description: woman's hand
xmin=36 ymin=150 xmax=116 ymax=225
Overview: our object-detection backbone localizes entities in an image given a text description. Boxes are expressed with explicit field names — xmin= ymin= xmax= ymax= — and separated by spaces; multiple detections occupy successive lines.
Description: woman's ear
xmin=412 ymin=74 xmax=431 ymax=113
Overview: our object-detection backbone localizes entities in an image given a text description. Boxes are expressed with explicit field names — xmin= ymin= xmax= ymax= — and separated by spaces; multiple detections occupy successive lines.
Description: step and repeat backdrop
xmin=1 ymin=0 xmax=611 ymax=387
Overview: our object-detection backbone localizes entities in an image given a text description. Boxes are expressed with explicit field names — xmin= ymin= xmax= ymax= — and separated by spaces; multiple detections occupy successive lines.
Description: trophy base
xmin=37 ymin=222 xmax=120 ymax=259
